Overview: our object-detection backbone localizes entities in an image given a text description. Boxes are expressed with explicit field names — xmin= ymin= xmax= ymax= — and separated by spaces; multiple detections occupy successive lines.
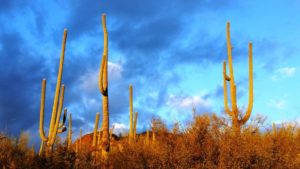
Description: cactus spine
xmin=39 ymin=29 xmax=68 ymax=153
xmin=67 ymin=113 xmax=72 ymax=150
xmin=133 ymin=112 xmax=138 ymax=141
xmin=129 ymin=85 xmax=134 ymax=144
xmin=98 ymin=14 xmax=110 ymax=165
xmin=223 ymin=22 xmax=253 ymax=134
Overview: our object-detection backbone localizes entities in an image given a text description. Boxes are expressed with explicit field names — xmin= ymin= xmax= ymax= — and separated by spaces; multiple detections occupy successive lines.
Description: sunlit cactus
xmin=39 ymin=29 xmax=68 ymax=153
xmin=93 ymin=113 xmax=100 ymax=147
xmin=129 ymin=85 xmax=134 ymax=144
xmin=133 ymin=112 xmax=138 ymax=141
xmin=39 ymin=141 xmax=44 ymax=156
xmin=67 ymin=113 xmax=72 ymax=150
xmin=98 ymin=13 xmax=110 ymax=165
xmin=223 ymin=22 xmax=253 ymax=134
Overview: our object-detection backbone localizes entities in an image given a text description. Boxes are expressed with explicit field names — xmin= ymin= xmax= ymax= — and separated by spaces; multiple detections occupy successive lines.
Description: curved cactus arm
xmin=223 ymin=62 xmax=233 ymax=117
xmin=49 ymin=85 xmax=65 ymax=145
xmin=59 ymin=108 xmax=67 ymax=129
xmin=49 ymin=29 xmax=67 ymax=137
xmin=240 ymin=42 xmax=253 ymax=125
xmin=39 ymin=79 xmax=48 ymax=142
xmin=98 ymin=54 xmax=107 ymax=94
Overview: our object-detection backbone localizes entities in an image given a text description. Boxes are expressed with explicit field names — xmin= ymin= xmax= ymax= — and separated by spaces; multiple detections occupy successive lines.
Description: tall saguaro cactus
xmin=39 ymin=29 xmax=68 ymax=153
xmin=98 ymin=14 xmax=110 ymax=165
xmin=223 ymin=22 xmax=253 ymax=133
xmin=129 ymin=85 xmax=134 ymax=144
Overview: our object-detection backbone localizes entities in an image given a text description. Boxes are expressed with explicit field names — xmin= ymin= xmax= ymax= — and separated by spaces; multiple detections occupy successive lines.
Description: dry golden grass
xmin=1 ymin=114 xmax=300 ymax=169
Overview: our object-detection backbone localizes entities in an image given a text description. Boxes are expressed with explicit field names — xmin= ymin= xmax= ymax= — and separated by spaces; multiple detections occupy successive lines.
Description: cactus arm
xmin=98 ymin=13 xmax=108 ymax=95
xmin=49 ymin=85 xmax=65 ymax=145
xmin=49 ymin=29 xmax=67 ymax=137
xmin=223 ymin=62 xmax=233 ymax=117
xmin=98 ymin=54 xmax=107 ymax=94
xmin=59 ymin=108 xmax=67 ymax=129
xmin=92 ymin=113 xmax=100 ymax=147
xmin=226 ymin=22 xmax=238 ymax=114
xmin=133 ymin=112 xmax=138 ymax=141
xmin=129 ymin=85 xmax=133 ymax=143
xmin=39 ymin=79 xmax=48 ymax=142
xmin=240 ymin=42 xmax=253 ymax=124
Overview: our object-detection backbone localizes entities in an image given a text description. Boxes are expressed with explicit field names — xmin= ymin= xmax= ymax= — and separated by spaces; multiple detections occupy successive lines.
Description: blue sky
xmin=0 ymin=0 xmax=299 ymax=145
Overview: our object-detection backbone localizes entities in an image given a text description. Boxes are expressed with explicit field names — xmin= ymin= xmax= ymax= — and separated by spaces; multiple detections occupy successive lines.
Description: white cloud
xmin=277 ymin=67 xmax=296 ymax=77
xmin=271 ymin=67 xmax=297 ymax=81
xmin=166 ymin=94 xmax=211 ymax=110
xmin=112 ymin=122 xmax=128 ymax=134
xmin=79 ymin=61 xmax=123 ymax=93
xmin=268 ymin=99 xmax=286 ymax=110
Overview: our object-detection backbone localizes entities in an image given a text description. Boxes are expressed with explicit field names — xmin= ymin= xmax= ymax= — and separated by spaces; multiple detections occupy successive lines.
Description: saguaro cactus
xmin=223 ymin=22 xmax=253 ymax=134
xmin=67 ymin=113 xmax=72 ymax=150
xmin=98 ymin=14 xmax=110 ymax=165
xmin=39 ymin=29 xmax=68 ymax=152
xmin=92 ymin=113 xmax=100 ymax=150
xmin=133 ymin=112 xmax=138 ymax=141
xmin=129 ymin=85 xmax=134 ymax=144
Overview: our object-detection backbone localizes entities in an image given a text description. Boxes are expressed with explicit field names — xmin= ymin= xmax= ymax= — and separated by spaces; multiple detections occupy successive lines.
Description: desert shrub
xmin=1 ymin=115 xmax=300 ymax=169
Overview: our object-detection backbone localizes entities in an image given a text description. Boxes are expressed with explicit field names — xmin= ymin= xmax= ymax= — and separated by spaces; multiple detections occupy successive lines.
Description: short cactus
xmin=133 ymin=112 xmax=138 ymax=141
xmin=223 ymin=22 xmax=253 ymax=134
xmin=67 ymin=113 xmax=72 ymax=150
xmin=129 ymin=85 xmax=134 ymax=144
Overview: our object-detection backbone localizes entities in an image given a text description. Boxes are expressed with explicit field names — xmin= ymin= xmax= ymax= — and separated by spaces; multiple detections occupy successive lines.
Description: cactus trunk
xmin=223 ymin=22 xmax=254 ymax=134
xmin=98 ymin=14 xmax=110 ymax=167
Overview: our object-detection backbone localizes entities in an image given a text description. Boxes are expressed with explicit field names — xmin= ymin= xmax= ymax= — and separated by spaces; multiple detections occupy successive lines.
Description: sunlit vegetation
xmin=1 ymin=115 xmax=300 ymax=168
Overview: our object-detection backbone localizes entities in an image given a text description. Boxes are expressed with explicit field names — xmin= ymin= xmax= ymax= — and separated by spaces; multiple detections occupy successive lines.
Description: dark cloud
xmin=0 ymin=32 xmax=49 ymax=134
xmin=0 ymin=0 xmax=235 ymax=138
